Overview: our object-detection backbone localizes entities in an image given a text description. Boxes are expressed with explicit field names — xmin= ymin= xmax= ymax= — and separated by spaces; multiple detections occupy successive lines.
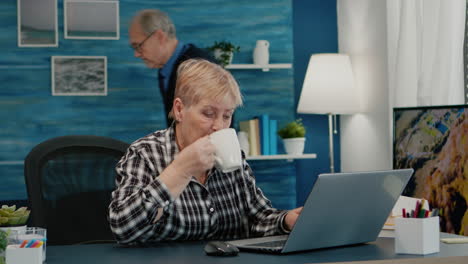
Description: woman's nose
xmin=212 ymin=116 xmax=224 ymax=131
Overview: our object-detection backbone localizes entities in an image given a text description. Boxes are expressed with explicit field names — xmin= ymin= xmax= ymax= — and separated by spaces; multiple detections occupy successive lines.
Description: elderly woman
xmin=109 ymin=59 xmax=302 ymax=244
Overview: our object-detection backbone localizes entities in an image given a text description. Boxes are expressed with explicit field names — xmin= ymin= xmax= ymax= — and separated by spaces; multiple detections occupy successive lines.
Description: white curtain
xmin=338 ymin=0 xmax=391 ymax=171
xmin=387 ymin=0 xmax=466 ymax=107
xmin=338 ymin=0 xmax=466 ymax=172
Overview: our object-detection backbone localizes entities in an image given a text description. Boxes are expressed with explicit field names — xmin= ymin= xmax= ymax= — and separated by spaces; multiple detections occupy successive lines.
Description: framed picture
xmin=64 ymin=0 xmax=119 ymax=40
xmin=51 ymin=56 xmax=107 ymax=96
xmin=17 ymin=0 xmax=58 ymax=47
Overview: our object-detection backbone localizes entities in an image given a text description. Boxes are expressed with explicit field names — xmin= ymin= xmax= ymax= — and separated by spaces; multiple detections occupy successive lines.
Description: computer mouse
xmin=204 ymin=241 xmax=239 ymax=256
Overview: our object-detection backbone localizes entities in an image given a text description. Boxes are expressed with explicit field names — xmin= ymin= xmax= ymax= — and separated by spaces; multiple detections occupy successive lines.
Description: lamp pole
xmin=328 ymin=113 xmax=335 ymax=173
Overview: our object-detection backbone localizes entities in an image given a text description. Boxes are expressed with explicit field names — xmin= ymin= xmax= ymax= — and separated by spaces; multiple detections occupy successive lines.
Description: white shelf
xmin=246 ymin=153 xmax=317 ymax=161
xmin=225 ymin=63 xmax=292 ymax=72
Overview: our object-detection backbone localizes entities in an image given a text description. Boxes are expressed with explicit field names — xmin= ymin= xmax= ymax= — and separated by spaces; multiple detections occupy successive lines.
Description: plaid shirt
xmin=109 ymin=125 xmax=288 ymax=245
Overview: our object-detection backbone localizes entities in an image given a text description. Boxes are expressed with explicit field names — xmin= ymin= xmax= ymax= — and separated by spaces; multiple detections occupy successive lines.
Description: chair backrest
xmin=24 ymin=135 xmax=129 ymax=245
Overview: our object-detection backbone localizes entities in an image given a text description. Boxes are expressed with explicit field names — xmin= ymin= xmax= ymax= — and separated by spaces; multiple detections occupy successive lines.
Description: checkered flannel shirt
xmin=108 ymin=125 xmax=289 ymax=245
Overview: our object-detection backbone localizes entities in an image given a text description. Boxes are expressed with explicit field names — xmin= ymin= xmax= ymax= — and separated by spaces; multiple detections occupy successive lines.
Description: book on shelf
xmin=259 ymin=114 xmax=270 ymax=155
xmin=239 ymin=119 xmax=260 ymax=156
xmin=240 ymin=116 xmax=279 ymax=157
xmin=269 ymin=119 xmax=278 ymax=155
xmin=252 ymin=118 xmax=261 ymax=156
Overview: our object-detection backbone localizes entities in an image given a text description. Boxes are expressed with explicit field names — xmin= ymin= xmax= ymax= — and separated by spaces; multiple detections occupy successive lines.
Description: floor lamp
xmin=297 ymin=54 xmax=360 ymax=173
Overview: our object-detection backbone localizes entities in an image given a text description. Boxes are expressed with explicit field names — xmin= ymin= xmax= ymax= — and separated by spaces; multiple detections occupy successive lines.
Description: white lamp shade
xmin=297 ymin=53 xmax=360 ymax=115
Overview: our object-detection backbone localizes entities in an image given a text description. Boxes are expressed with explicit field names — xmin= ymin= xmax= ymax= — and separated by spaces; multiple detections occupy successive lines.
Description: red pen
xmin=413 ymin=201 xmax=420 ymax=218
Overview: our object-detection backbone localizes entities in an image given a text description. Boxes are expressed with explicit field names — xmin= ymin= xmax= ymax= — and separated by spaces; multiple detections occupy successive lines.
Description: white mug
xmin=237 ymin=131 xmax=250 ymax=156
xmin=210 ymin=128 xmax=242 ymax=173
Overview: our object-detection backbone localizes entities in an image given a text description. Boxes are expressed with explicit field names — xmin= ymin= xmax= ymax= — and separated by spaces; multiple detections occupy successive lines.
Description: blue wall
xmin=293 ymin=0 xmax=340 ymax=205
xmin=1 ymin=0 xmax=340 ymax=210
xmin=0 ymin=0 xmax=298 ymax=209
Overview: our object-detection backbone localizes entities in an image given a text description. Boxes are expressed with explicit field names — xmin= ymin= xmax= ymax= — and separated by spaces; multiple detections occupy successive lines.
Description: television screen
xmin=393 ymin=105 xmax=467 ymax=235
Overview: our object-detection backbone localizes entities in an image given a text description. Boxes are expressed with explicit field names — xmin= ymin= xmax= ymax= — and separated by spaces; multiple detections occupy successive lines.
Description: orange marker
xmin=19 ymin=240 xmax=28 ymax=248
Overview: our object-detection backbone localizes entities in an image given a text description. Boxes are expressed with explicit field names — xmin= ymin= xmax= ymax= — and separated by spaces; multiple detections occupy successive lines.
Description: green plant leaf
xmin=277 ymin=119 xmax=306 ymax=138
xmin=18 ymin=210 xmax=30 ymax=225
xmin=0 ymin=211 xmax=10 ymax=218
xmin=7 ymin=217 xmax=20 ymax=226
xmin=207 ymin=41 xmax=240 ymax=52
xmin=0 ymin=229 xmax=8 ymax=251
xmin=0 ymin=205 xmax=30 ymax=227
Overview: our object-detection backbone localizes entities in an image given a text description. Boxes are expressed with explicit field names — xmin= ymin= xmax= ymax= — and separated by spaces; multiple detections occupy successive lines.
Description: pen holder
xmin=11 ymin=227 xmax=47 ymax=262
xmin=6 ymin=245 xmax=43 ymax=264
xmin=395 ymin=216 xmax=440 ymax=255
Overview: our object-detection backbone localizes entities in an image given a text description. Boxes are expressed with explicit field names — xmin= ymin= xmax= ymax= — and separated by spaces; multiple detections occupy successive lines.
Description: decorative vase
xmin=283 ymin=137 xmax=305 ymax=155
xmin=253 ymin=40 xmax=270 ymax=65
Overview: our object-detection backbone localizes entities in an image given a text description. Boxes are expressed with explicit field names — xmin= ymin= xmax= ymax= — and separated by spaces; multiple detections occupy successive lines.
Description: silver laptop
xmin=228 ymin=169 xmax=414 ymax=254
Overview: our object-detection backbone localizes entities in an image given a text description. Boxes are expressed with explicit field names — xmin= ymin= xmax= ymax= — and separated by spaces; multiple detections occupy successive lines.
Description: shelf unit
xmin=225 ymin=63 xmax=292 ymax=72
xmin=246 ymin=153 xmax=317 ymax=161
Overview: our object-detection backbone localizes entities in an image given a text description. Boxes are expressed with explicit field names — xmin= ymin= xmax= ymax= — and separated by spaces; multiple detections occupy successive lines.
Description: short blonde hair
xmin=169 ymin=59 xmax=243 ymax=118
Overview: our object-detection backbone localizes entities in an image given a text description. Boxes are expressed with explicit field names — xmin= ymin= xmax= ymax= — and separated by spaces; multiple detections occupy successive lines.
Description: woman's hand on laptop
xmin=284 ymin=207 xmax=303 ymax=231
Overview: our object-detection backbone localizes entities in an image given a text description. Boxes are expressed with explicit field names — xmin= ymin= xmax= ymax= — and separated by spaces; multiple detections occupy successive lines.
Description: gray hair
xmin=134 ymin=9 xmax=176 ymax=38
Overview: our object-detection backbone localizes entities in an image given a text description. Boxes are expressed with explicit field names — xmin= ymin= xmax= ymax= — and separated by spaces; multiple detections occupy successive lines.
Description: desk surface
xmin=47 ymin=233 xmax=468 ymax=264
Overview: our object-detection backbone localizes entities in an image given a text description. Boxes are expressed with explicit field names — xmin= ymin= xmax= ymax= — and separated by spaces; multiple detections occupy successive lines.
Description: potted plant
xmin=0 ymin=205 xmax=30 ymax=232
xmin=0 ymin=227 xmax=13 ymax=264
xmin=0 ymin=205 xmax=30 ymax=263
xmin=277 ymin=119 xmax=306 ymax=155
xmin=207 ymin=41 xmax=240 ymax=66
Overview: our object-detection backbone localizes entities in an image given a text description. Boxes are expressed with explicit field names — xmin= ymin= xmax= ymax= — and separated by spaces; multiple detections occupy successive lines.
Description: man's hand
xmin=284 ymin=207 xmax=303 ymax=231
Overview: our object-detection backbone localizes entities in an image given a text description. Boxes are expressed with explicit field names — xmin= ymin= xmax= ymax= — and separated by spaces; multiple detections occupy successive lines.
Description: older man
xmin=129 ymin=9 xmax=215 ymax=126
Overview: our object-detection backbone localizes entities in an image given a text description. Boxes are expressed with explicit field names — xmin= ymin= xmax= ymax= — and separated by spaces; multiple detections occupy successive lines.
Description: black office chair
xmin=24 ymin=135 xmax=129 ymax=245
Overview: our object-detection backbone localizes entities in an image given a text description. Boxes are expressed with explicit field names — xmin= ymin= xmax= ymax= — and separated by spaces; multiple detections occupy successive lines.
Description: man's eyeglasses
xmin=131 ymin=30 xmax=156 ymax=53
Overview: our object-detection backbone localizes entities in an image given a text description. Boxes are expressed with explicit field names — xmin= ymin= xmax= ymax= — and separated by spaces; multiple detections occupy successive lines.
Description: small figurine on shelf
xmin=207 ymin=41 xmax=240 ymax=66
xmin=277 ymin=119 xmax=306 ymax=155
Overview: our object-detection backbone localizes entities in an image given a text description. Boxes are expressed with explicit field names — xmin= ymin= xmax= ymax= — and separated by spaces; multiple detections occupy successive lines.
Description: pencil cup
xmin=6 ymin=245 xmax=42 ymax=264
xmin=13 ymin=227 xmax=47 ymax=262
xmin=395 ymin=216 xmax=440 ymax=255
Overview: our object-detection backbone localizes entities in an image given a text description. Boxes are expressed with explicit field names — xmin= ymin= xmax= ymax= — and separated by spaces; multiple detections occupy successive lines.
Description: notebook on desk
xmin=227 ymin=169 xmax=414 ymax=254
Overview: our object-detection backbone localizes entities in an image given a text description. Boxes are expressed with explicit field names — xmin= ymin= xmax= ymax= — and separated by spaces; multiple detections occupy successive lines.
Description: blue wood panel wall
xmin=0 ymin=0 xmax=296 ymax=209
xmin=293 ymin=0 xmax=339 ymax=205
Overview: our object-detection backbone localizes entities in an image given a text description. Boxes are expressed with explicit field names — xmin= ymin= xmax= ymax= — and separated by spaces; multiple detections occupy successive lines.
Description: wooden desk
xmin=46 ymin=233 xmax=468 ymax=264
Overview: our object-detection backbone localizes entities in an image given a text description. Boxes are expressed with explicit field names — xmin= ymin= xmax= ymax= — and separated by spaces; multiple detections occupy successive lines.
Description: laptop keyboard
xmin=247 ymin=239 xmax=287 ymax=248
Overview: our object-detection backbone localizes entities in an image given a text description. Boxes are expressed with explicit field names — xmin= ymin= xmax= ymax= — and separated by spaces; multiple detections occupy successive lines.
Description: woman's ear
xmin=172 ymin=98 xmax=184 ymax=122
